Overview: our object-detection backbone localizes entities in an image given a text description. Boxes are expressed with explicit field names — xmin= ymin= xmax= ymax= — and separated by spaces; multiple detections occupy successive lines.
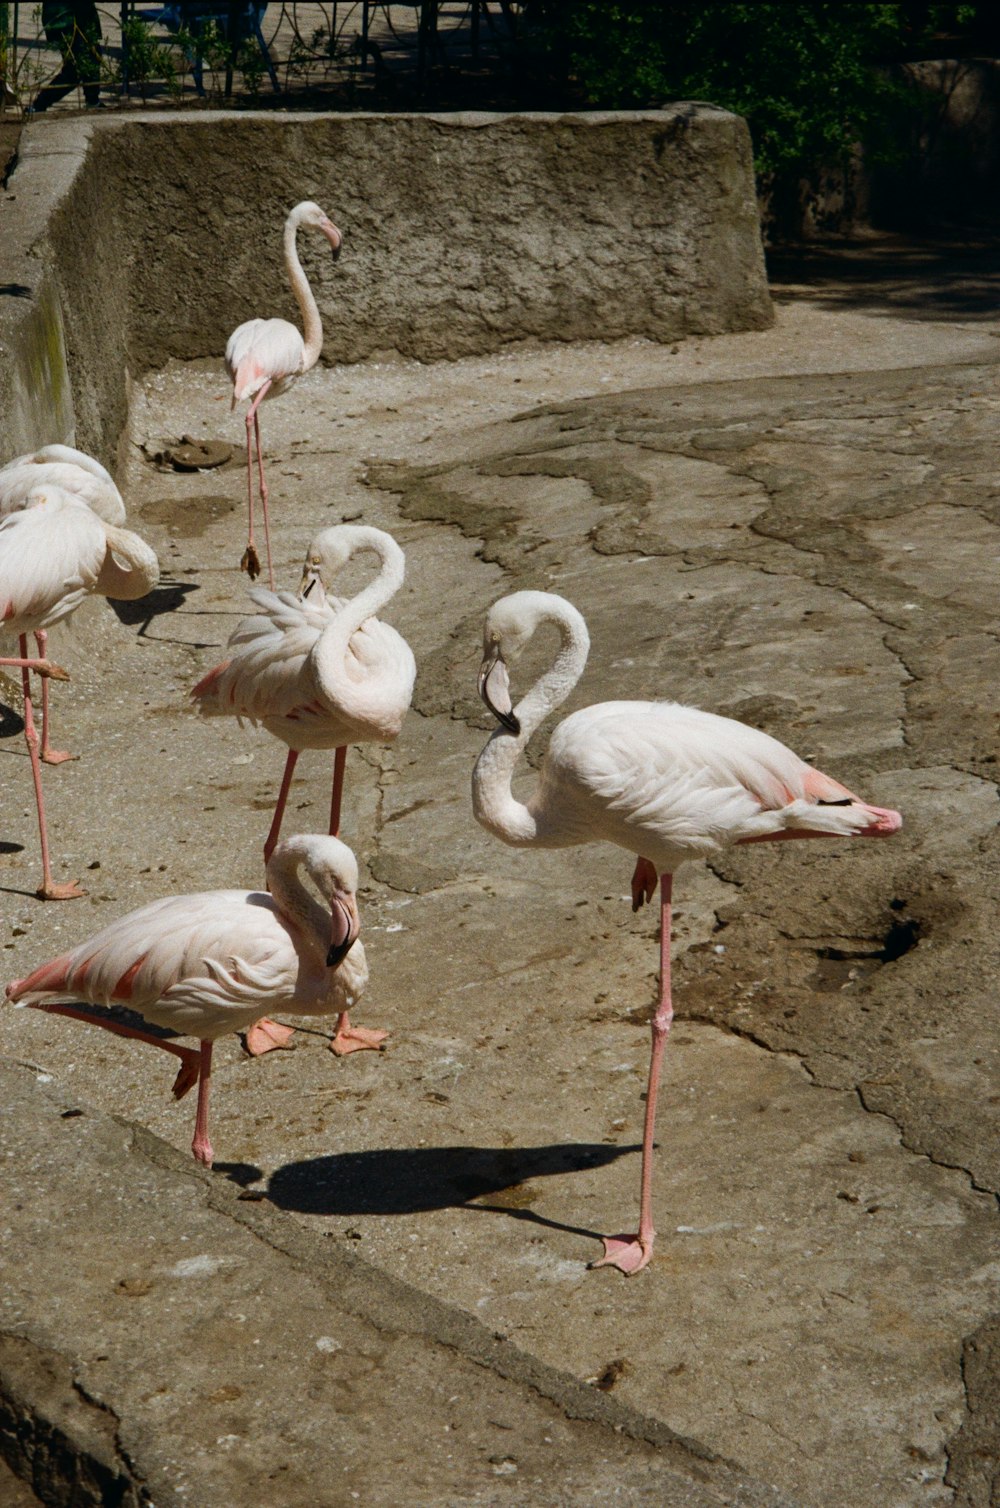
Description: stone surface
xmin=2 ymin=211 xmax=1000 ymax=1503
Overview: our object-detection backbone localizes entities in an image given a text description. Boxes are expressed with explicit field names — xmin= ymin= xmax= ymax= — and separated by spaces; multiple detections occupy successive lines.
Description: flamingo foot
xmin=41 ymin=748 xmax=77 ymax=766
xmin=243 ymin=1017 xmax=296 ymax=1056
xmin=192 ymin=1132 xmax=214 ymax=1168
xmin=241 ymin=544 xmax=262 ymax=581
xmin=36 ymin=879 xmax=86 ymax=901
xmin=630 ymin=857 xmax=658 ymax=912
xmin=170 ymin=1052 xmax=201 ymax=1100
xmin=330 ymin=1023 xmax=388 ymax=1056
xmin=589 ymin=1233 xmax=654 ymax=1276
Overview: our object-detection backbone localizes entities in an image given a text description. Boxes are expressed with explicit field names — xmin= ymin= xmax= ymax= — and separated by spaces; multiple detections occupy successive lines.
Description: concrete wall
xmin=0 ymin=106 xmax=772 ymax=466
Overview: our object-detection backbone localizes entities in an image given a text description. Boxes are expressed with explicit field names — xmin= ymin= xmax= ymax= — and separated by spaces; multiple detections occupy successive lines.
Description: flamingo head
xmin=295 ymin=200 xmax=343 ymax=259
xmin=478 ymin=595 xmax=538 ymax=736
xmin=299 ymin=526 xmax=354 ymax=600
xmin=270 ymin=834 xmax=361 ymax=967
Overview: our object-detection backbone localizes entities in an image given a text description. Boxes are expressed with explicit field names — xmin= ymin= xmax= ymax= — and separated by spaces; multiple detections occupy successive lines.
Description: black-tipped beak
xmin=326 ymin=893 xmax=360 ymax=968
xmin=299 ymin=566 xmax=321 ymax=601
xmin=478 ymin=648 xmax=520 ymax=736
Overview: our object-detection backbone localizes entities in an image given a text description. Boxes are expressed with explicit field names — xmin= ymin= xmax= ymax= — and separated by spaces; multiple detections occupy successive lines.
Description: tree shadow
xmin=766 ymin=231 xmax=1000 ymax=322
xmin=264 ymin=1140 xmax=640 ymax=1242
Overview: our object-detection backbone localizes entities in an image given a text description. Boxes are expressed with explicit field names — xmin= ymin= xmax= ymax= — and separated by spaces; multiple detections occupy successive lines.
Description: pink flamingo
xmin=192 ymin=523 xmax=414 ymax=1056
xmin=225 ymin=201 xmax=343 ymax=588
xmin=6 ymin=834 xmax=366 ymax=1167
xmin=0 ymin=480 xmax=159 ymax=899
xmin=473 ymin=591 xmax=902 ymax=1276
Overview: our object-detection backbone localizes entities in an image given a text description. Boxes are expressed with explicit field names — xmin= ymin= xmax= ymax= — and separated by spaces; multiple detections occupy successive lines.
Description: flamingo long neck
xmin=285 ymin=211 xmax=324 ymax=371
xmin=96 ymin=527 xmax=160 ymax=602
xmin=310 ymin=530 xmax=405 ymax=726
xmin=472 ymin=602 xmax=589 ymax=847
xmin=267 ymin=844 xmax=327 ymax=960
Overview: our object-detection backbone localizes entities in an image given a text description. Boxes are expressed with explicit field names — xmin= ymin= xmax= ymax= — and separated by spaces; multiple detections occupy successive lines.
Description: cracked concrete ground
xmin=2 ymin=252 xmax=1000 ymax=1505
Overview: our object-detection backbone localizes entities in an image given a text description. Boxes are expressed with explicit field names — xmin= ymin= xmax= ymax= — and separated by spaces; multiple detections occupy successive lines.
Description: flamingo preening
xmin=6 ymin=834 xmax=366 ymax=1167
xmin=225 ymin=201 xmax=343 ymax=588
xmin=472 ymin=590 xmax=902 ymax=1275
xmin=192 ymin=523 xmax=414 ymax=1055
xmin=0 ymin=455 xmax=159 ymax=899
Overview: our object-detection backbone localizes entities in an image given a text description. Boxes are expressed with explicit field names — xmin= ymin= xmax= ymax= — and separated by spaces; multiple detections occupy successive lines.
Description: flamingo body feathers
xmin=0 ymin=445 xmax=126 ymax=525
xmin=225 ymin=318 xmax=306 ymax=406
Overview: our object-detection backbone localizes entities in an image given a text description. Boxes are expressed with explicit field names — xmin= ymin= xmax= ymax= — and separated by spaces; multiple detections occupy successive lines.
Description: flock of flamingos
xmin=0 ymin=201 xmax=902 ymax=1276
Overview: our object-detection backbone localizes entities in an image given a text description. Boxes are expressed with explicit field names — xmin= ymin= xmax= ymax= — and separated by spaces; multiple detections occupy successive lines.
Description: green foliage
xmin=519 ymin=2 xmax=970 ymax=180
xmin=107 ymin=15 xmax=181 ymax=99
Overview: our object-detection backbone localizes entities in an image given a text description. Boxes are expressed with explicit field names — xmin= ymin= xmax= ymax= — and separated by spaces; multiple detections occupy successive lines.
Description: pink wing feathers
xmin=225 ymin=318 xmax=307 ymax=404
xmin=0 ymin=446 xmax=126 ymax=525
xmin=192 ymin=587 xmax=338 ymax=723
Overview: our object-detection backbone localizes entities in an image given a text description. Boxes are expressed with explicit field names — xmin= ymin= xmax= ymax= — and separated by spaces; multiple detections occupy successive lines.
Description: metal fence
xmin=0 ymin=0 xmax=519 ymax=111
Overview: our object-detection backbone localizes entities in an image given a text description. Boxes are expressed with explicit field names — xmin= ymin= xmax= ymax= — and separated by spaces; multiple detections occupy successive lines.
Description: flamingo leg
xmin=263 ymin=748 xmax=299 ymax=866
xmin=35 ymin=631 xmax=75 ymax=764
xmin=191 ymin=1040 xmax=214 ymax=1166
xmin=17 ymin=640 xmax=83 ymax=902
xmin=247 ymin=750 xmax=302 ymax=1058
xmin=592 ymin=871 xmax=673 ymax=1276
xmin=326 ymin=743 xmax=388 ymax=1056
xmin=29 ymin=1002 xmax=201 ymax=1099
xmin=242 ymin=379 xmax=272 ymax=584
xmin=253 ymin=404 xmax=275 ymax=592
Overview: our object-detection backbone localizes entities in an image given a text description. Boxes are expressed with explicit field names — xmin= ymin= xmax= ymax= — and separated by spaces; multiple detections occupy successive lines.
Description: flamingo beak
xmin=321 ymin=220 xmax=343 ymax=260
xmin=478 ymin=648 xmax=520 ymax=735
xmin=299 ymin=565 xmax=321 ymax=600
xmin=326 ymin=891 xmax=360 ymax=968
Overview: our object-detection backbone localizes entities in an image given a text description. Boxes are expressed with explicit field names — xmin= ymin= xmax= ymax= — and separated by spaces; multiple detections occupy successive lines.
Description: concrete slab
xmin=2 ymin=280 xmax=1000 ymax=1505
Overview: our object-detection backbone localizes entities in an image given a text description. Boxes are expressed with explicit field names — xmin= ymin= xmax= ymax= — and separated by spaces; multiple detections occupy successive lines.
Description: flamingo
xmin=6 ymin=834 xmax=366 ymax=1167
xmin=192 ymin=523 xmax=414 ymax=1056
xmin=472 ymin=590 xmax=902 ymax=1275
xmin=225 ymin=200 xmax=343 ymax=588
xmin=0 ymin=481 xmax=159 ymax=900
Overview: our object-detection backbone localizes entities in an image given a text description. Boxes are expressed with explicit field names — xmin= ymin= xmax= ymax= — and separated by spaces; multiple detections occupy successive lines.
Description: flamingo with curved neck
xmin=225 ymin=201 xmax=343 ymax=588
xmin=6 ymin=834 xmax=366 ymax=1167
xmin=192 ymin=523 xmax=414 ymax=1056
xmin=472 ymin=590 xmax=902 ymax=1275
xmin=0 ymin=479 xmax=159 ymax=900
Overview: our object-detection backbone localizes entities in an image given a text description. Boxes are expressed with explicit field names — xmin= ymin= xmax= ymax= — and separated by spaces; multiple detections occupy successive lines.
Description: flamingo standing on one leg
xmin=225 ymin=201 xmax=343 ymax=588
xmin=472 ymin=590 xmax=902 ymax=1276
xmin=192 ymin=523 xmax=415 ymax=1055
xmin=0 ymin=445 xmax=128 ymax=766
xmin=6 ymin=834 xmax=367 ymax=1167
xmin=0 ymin=485 xmax=159 ymax=899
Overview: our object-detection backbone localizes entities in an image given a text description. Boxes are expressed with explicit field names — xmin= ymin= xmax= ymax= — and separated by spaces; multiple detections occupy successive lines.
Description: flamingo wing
xmin=8 ymin=889 xmax=302 ymax=1038
xmin=192 ymin=587 xmax=335 ymax=722
xmin=0 ymin=447 xmax=126 ymax=525
xmin=0 ymin=491 xmax=108 ymax=632
xmin=225 ymin=318 xmax=306 ymax=402
xmin=545 ymin=701 xmax=876 ymax=860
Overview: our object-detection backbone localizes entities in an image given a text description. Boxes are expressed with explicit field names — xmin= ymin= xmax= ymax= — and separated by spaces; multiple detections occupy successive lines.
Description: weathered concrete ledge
xmin=0 ymin=106 xmax=772 ymax=465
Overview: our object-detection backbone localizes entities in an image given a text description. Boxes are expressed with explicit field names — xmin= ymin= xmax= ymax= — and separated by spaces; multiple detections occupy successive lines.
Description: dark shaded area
xmin=0 ymin=284 xmax=32 ymax=300
xmin=266 ymin=1141 xmax=638 ymax=1223
xmin=767 ymin=229 xmax=1000 ymax=321
xmin=0 ymin=702 xmax=26 ymax=740
xmin=109 ymin=578 xmax=200 ymax=635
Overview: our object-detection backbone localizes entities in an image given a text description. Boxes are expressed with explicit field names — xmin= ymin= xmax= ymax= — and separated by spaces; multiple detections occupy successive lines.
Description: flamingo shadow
xmin=109 ymin=578 xmax=201 ymax=638
xmin=0 ymin=700 xmax=25 ymax=739
xmin=264 ymin=1141 xmax=641 ymax=1241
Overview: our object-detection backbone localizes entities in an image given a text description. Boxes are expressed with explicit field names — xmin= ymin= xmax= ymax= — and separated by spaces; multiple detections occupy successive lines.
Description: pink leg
xmin=35 ymin=631 xmax=75 ymax=764
xmin=325 ymin=744 xmax=388 ymax=1056
xmin=17 ymin=642 xmax=83 ymax=902
xmin=30 ymin=1001 xmax=200 ymax=1099
xmin=263 ymin=748 xmax=299 ymax=866
xmin=329 ymin=744 xmax=347 ymax=837
xmin=253 ymin=405 xmax=275 ymax=592
xmin=248 ymin=750 xmax=301 ymax=1057
xmin=241 ymin=380 xmax=272 ymax=583
xmin=191 ymin=1041 xmax=214 ymax=1166
xmin=592 ymin=871 xmax=673 ymax=1276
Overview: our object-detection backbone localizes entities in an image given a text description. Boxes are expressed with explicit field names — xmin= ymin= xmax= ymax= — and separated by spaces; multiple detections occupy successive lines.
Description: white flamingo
xmin=0 ymin=466 xmax=159 ymax=900
xmin=472 ymin=590 xmax=902 ymax=1275
xmin=6 ymin=834 xmax=367 ymax=1167
xmin=192 ymin=523 xmax=414 ymax=1055
xmin=225 ymin=201 xmax=343 ymax=588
